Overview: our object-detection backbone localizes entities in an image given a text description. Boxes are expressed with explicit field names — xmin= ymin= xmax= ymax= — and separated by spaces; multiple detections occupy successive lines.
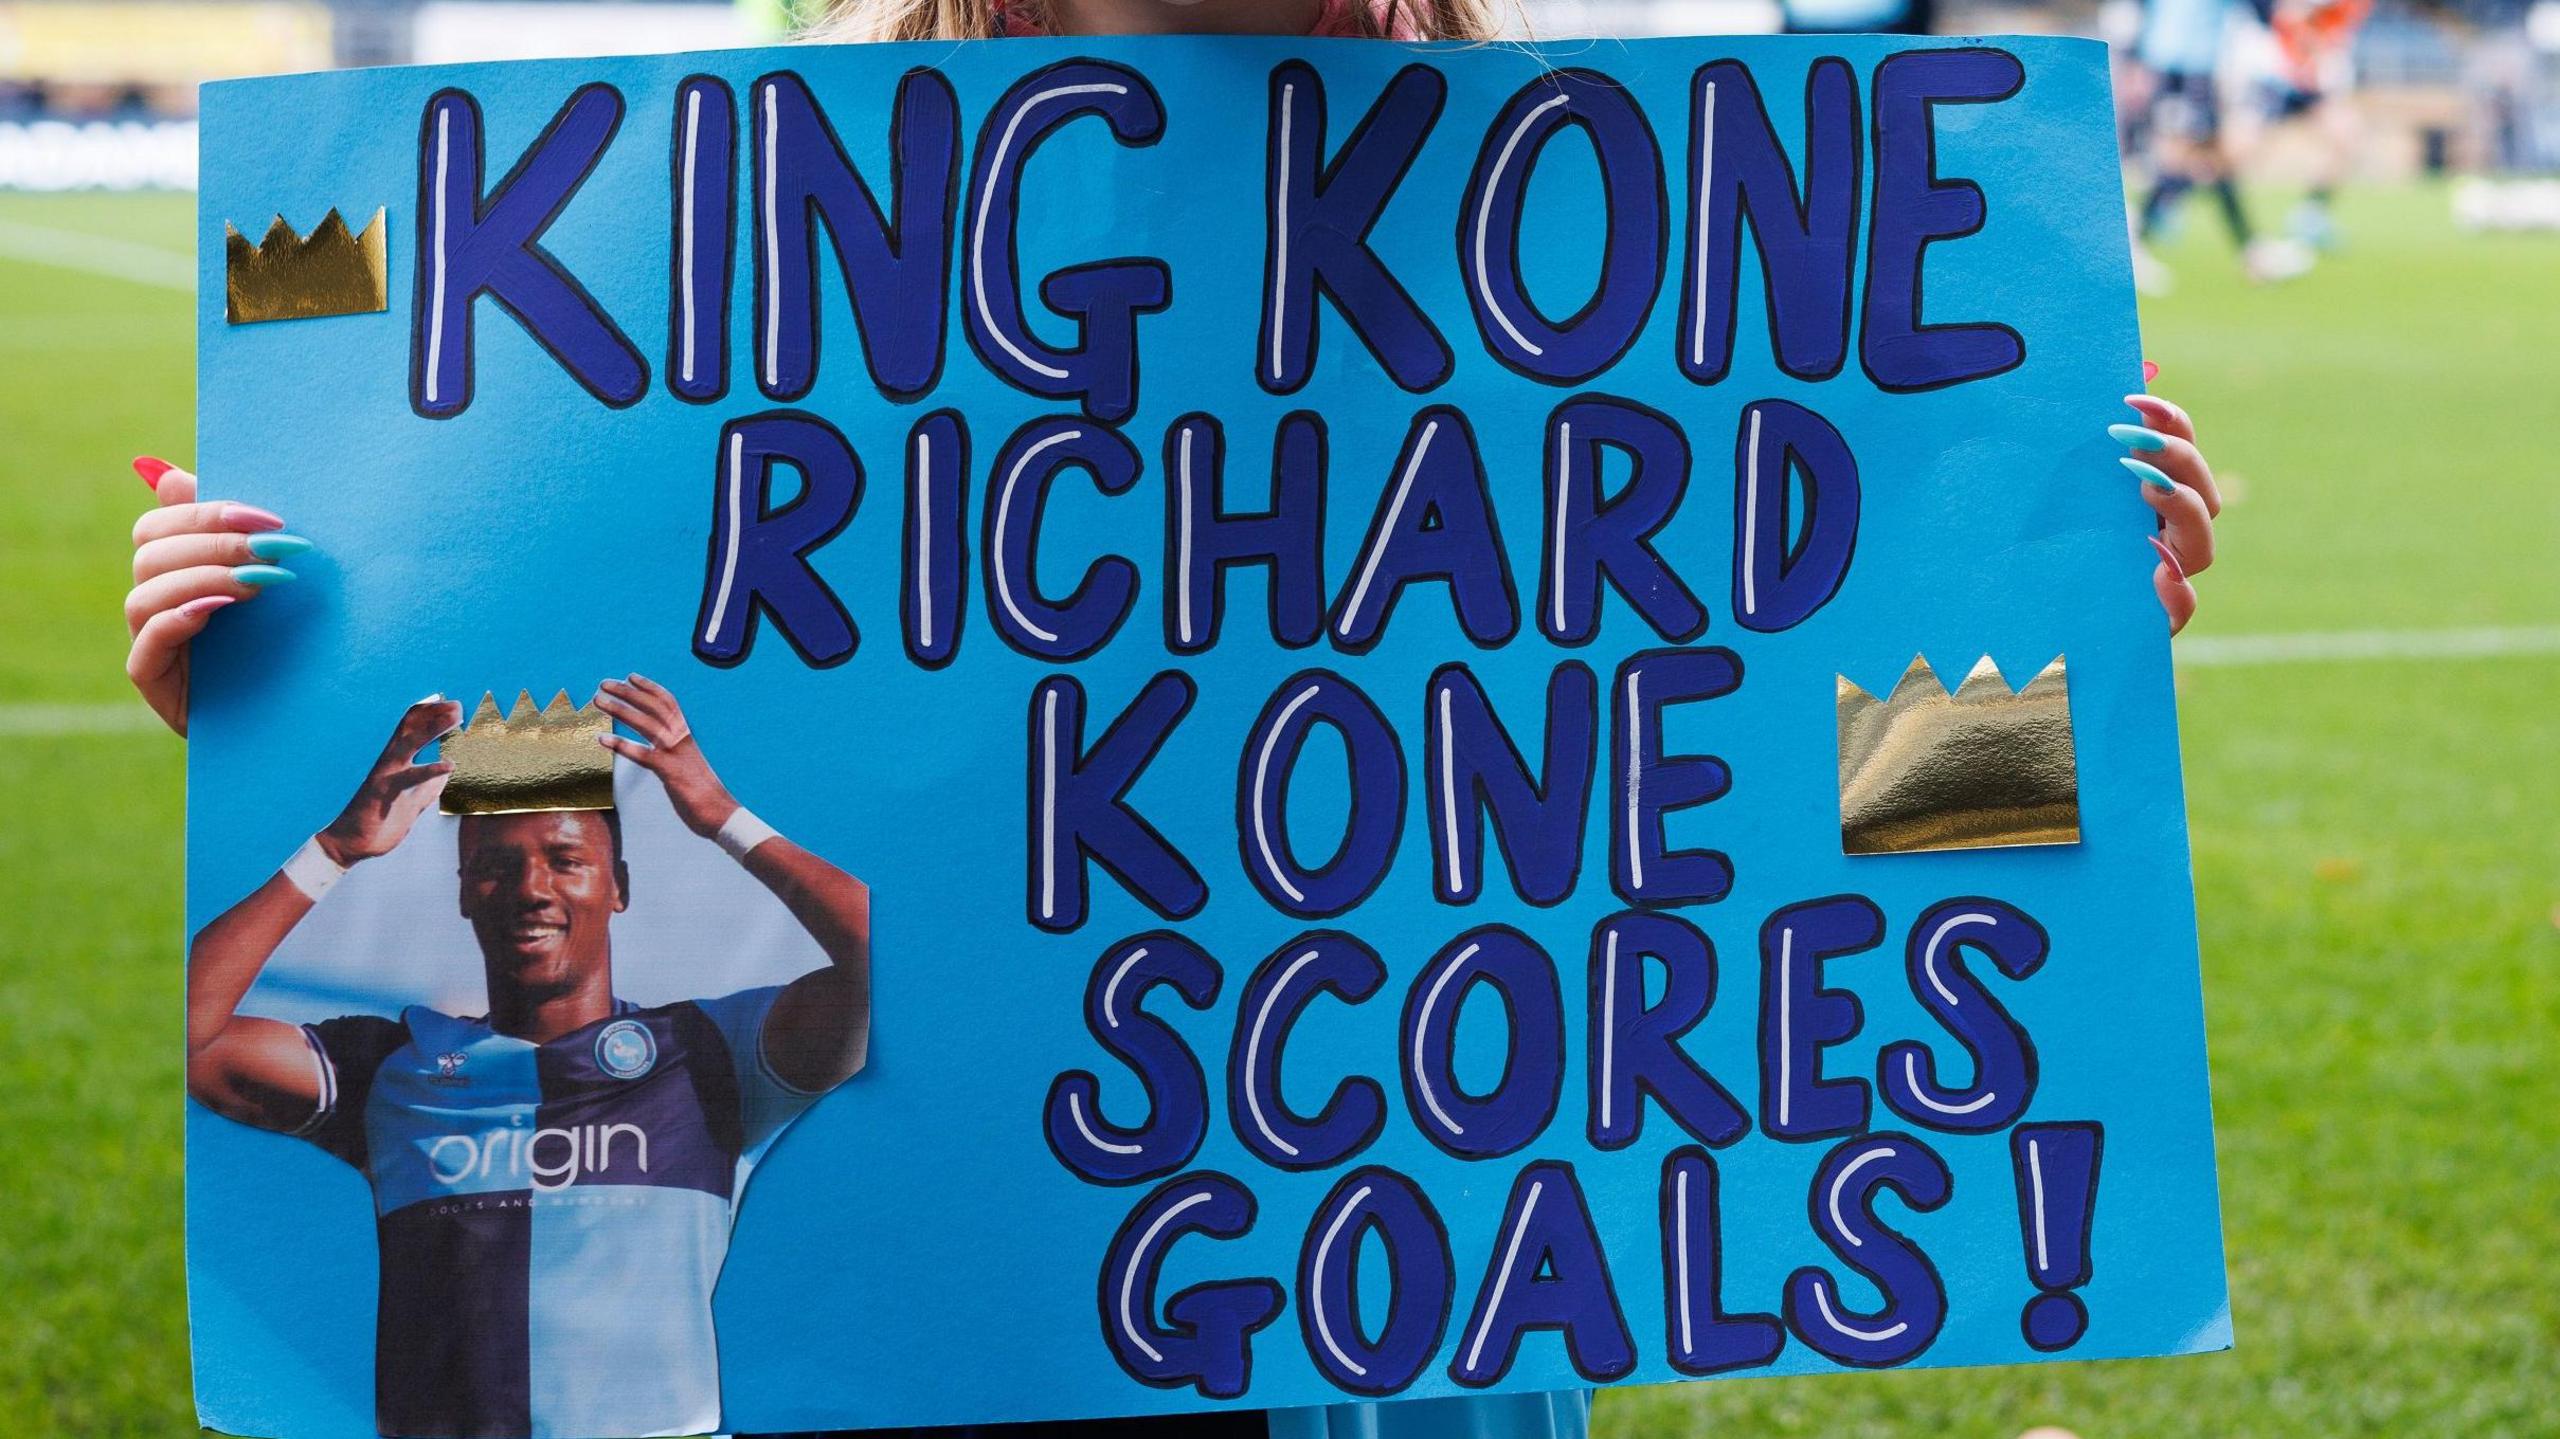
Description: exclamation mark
xmin=2010 ymin=1122 xmax=2104 ymax=1351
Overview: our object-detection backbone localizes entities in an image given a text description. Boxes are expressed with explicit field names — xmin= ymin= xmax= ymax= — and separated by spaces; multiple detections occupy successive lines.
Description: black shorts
xmin=2150 ymin=70 xmax=2222 ymax=142
xmin=2259 ymin=80 xmax=2325 ymax=121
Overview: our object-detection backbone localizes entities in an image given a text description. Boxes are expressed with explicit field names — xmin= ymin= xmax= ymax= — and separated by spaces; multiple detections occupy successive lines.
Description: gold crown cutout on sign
xmin=224 ymin=207 xmax=388 ymax=325
xmin=438 ymin=692 xmax=616 ymax=817
xmin=1836 ymin=656 xmax=2080 ymax=856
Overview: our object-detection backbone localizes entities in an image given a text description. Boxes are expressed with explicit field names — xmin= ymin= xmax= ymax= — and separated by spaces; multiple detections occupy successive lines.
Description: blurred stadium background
xmin=4 ymin=0 xmax=2559 ymax=188
xmin=1 ymin=1 xmax=2554 ymax=1437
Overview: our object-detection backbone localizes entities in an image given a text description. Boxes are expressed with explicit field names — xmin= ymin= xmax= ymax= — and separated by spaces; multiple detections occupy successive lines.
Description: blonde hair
xmin=808 ymin=0 xmax=1509 ymax=43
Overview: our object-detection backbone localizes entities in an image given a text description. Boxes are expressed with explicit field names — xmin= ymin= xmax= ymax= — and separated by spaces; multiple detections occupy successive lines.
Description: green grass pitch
xmin=0 ymin=185 xmax=2552 ymax=1436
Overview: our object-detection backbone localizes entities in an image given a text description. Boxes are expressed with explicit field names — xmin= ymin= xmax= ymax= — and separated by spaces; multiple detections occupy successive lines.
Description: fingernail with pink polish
xmin=177 ymin=595 xmax=237 ymax=621
xmin=2141 ymin=360 xmax=2159 ymax=384
xmin=134 ymin=456 xmax=175 ymax=490
xmin=2147 ymin=535 xmax=2188 ymax=581
xmin=221 ymin=503 xmax=285 ymax=532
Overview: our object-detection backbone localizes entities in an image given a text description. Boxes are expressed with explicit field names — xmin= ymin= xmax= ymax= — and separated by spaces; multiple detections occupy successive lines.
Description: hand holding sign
xmin=2119 ymin=390 xmax=2220 ymax=632
xmin=122 ymin=458 xmax=309 ymax=736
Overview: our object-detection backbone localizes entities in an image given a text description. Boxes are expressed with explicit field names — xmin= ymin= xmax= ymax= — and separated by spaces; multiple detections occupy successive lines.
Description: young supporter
xmin=128 ymin=2 xmax=2227 ymax=1434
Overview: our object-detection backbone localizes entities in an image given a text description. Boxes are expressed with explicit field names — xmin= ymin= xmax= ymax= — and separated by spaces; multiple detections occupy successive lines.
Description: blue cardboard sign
xmin=190 ymin=33 xmax=2227 ymax=1438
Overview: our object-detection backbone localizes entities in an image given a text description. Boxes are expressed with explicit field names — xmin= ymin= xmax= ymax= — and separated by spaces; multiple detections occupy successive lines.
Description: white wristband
xmin=280 ymin=836 xmax=348 ymax=902
xmin=715 ymin=806 xmax=780 ymax=862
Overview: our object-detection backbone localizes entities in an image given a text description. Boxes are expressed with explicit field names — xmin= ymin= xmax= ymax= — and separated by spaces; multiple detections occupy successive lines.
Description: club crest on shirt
xmin=594 ymin=1019 xmax=657 ymax=1080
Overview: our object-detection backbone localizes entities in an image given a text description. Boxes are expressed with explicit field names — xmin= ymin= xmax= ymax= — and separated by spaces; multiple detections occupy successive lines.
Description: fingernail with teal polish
xmin=245 ymin=533 xmax=314 ymax=561
xmin=232 ymin=564 xmax=298 ymax=587
xmin=2121 ymin=457 xmax=2177 ymax=492
xmin=2108 ymin=423 xmax=2169 ymax=452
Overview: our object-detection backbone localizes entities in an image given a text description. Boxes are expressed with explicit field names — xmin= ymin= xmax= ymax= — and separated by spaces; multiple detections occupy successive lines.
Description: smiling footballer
xmin=185 ymin=679 xmax=870 ymax=1439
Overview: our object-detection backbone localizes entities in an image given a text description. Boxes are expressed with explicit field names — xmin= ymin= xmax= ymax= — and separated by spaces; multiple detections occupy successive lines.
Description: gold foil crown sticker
xmin=1836 ymin=655 xmax=2080 ymax=856
xmin=438 ymin=691 xmax=616 ymax=816
xmin=224 ymin=207 xmax=388 ymax=324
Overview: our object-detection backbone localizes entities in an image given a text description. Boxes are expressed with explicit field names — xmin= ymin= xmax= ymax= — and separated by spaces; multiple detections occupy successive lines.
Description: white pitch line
xmin=2176 ymin=625 xmax=2560 ymax=668
xmin=0 ymin=221 xmax=193 ymax=291
xmin=0 ymin=626 xmax=2551 ymax=742
xmin=0 ymin=703 xmax=169 ymax=738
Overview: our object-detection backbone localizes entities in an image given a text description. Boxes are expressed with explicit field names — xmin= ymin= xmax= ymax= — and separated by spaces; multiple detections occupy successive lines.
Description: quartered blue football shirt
xmin=296 ymin=987 xmax=825 ymax=1439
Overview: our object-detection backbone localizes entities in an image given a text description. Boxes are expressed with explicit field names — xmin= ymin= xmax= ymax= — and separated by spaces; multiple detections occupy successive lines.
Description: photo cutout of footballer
xmin=186 ymin=678 xmax=871 ymax=1439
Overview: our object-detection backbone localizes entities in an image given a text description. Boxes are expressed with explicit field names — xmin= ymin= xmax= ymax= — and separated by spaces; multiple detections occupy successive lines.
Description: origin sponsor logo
xmin=424 ymin=1122 xmax=650 ymax=1191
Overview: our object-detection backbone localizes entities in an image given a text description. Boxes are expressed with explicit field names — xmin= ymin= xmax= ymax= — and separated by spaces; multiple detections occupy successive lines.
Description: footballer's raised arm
xmin=737 ymin=836 xmax=872 ymax=1092
xmin=597 ymin=675 xmax=872 ymax=1092
xmin=186 ymin=697 xmax=459 ymax=1130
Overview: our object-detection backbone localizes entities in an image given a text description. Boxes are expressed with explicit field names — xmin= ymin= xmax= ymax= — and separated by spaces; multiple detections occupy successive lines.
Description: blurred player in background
xmin=1778 ymin=0 xmax=1935 ymax=37
xmin=2254 ymin=0 xmax=2373 ymax=248
xmin=2131 ymin=0 xmax=2316 ymax=289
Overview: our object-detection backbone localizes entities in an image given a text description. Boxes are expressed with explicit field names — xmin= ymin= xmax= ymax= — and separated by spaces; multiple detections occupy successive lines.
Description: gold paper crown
xmin=438 ymin=691 xmax=616 ymax=816
xmin=1836 ymin=656 xmax=2079 ymax=856
xmin=224 ymin=207 xmax=388 ymax=324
